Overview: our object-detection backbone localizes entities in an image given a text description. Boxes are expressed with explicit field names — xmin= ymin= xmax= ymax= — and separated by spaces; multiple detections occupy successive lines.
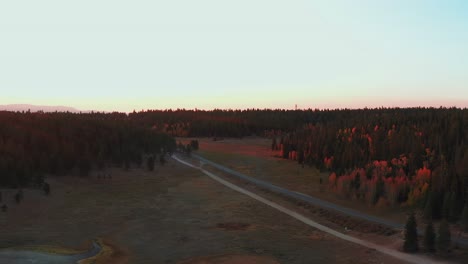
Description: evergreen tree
xmin=15 ymin=192 xmax=21 ymax=204
xmin=437 ymin=219 xmax=451 ymax=253
xmin=404 ymin=212 xmax=419 ymax=252
xmin=124 ymin=159 xmax=130 ymax=171
xmin=448 ymin=192 xmax=459 ymax=222
xmin=442 ymin=192 xmax=451 ymax=220
xmin=147 ymin=155 xmax=155 ymax=171
xmin=298 ymin=149 xmax=305 ymax=165
xmin=78 ymin=156 xmax=91 ymax=177
xmin=43 ymin=182 xmax=50 ymax=196
xmin=190 ymin=140 xmax=199 ymax=150
xmin=461 ymin=202 xmax=468 ymax=232
xmin=424 ymin=221 xmax=436 ymax=252
xmin=186 ymin=144 xmax=192 ymax=156
xmin=282 ymin=142 xmax=290 ymax=159
xmin=423 ymin=193 xmax=433 ymax=221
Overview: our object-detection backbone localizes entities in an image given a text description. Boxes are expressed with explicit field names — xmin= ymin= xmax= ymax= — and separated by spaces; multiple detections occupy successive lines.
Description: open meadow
xmin=0 ymin=157 xmax=406 ymax=264
xmin=178 ymin=137 xmax=468 ymax=262
xmin=181 ymin=137 xmax=408 ymax=223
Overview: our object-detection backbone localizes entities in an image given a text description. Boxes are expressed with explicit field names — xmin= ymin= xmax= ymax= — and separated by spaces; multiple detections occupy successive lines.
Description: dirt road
xmin=0 ymin=157 xmax=418 ymax=263
xmin=191 ymin=152 xmax=468 ymax=248
xmin=173 ymin=155 xmax=455 ymax=264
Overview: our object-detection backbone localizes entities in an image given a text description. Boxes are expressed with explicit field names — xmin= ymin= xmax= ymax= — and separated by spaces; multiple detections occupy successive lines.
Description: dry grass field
xmin=178 ymin=137 xmax=468 ymax=263
xmin=182 ymin=137 xmax=408 ymax=224
xmin=0 ymin=155 xmax=407 ymax=263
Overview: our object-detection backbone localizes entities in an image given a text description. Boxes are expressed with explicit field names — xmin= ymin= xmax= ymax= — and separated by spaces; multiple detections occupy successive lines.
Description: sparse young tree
xmin=437 ymin=219 xmax=451 ymax=253
xmin=424 ymin=221 xmax=436 ymax=252
xmin=404 ymin=212 xmax=419 ymax=253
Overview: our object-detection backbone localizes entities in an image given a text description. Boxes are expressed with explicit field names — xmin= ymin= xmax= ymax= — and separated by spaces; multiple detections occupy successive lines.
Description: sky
xmin=1 ymin=0 xmax=468 ymax=112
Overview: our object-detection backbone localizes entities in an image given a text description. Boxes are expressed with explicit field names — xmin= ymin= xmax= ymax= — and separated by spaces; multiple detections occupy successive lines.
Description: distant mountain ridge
xmin=0 ymin=104 xmax=83 ymax=113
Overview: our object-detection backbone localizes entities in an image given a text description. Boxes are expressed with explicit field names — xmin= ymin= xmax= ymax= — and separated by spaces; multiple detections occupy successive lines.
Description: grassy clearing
xmin=189 ymin=137 xmax=408 ymax=224
xmin=1 ymin=151 xmax=409 ymax=264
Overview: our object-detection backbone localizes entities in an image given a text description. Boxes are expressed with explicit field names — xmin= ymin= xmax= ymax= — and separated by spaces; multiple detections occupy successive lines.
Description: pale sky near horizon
xmin=1 ymin=0 xmax=467 ymax=112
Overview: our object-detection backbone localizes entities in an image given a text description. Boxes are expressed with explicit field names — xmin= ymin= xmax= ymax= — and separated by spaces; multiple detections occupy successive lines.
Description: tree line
xmin=273 ymin=108 xmax=468 ymax=223
xmin=128 ymin=108 xmax=319 ymax=137
xmin=2 ymin=107 xmax=467 ymax=226
xmin=0 ymin=111 xmax=176 ymax=188
xmin=125 ymin=107 xmax=468 ymax=228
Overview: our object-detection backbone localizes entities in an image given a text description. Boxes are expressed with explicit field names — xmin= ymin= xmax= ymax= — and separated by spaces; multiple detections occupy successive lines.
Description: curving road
xmin=173 ymin=155 xmax=455 ymax=264
xmin=189 ymin=153 xmax=468 ymax=248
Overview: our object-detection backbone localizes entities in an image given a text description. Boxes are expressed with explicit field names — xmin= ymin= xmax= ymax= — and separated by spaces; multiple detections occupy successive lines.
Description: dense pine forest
xmin=0 ymin=111 xmax=176 ymax=187
xmin=274 ymin=108 xmax=468 ymax=223
xmin=133 ymin=107 xmax=468 ymax=223
xmin=1 ymin=108 xmax=467 ymax=225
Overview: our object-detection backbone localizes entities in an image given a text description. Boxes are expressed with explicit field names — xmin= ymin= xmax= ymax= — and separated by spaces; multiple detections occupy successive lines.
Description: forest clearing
xmin=0 ymin=156 xmax=410 ymax=264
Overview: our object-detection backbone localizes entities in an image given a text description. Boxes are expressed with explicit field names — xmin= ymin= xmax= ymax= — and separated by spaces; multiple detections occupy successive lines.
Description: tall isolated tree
xmin=424 ymin=221 xmax=436 ymax=252
xmin=404 ymin=212 xmax=419 ymax=252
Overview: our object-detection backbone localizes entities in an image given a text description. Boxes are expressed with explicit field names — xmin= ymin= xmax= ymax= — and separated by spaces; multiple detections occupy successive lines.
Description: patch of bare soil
xmin=177 ymin=254 xmax=280 ymax=264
